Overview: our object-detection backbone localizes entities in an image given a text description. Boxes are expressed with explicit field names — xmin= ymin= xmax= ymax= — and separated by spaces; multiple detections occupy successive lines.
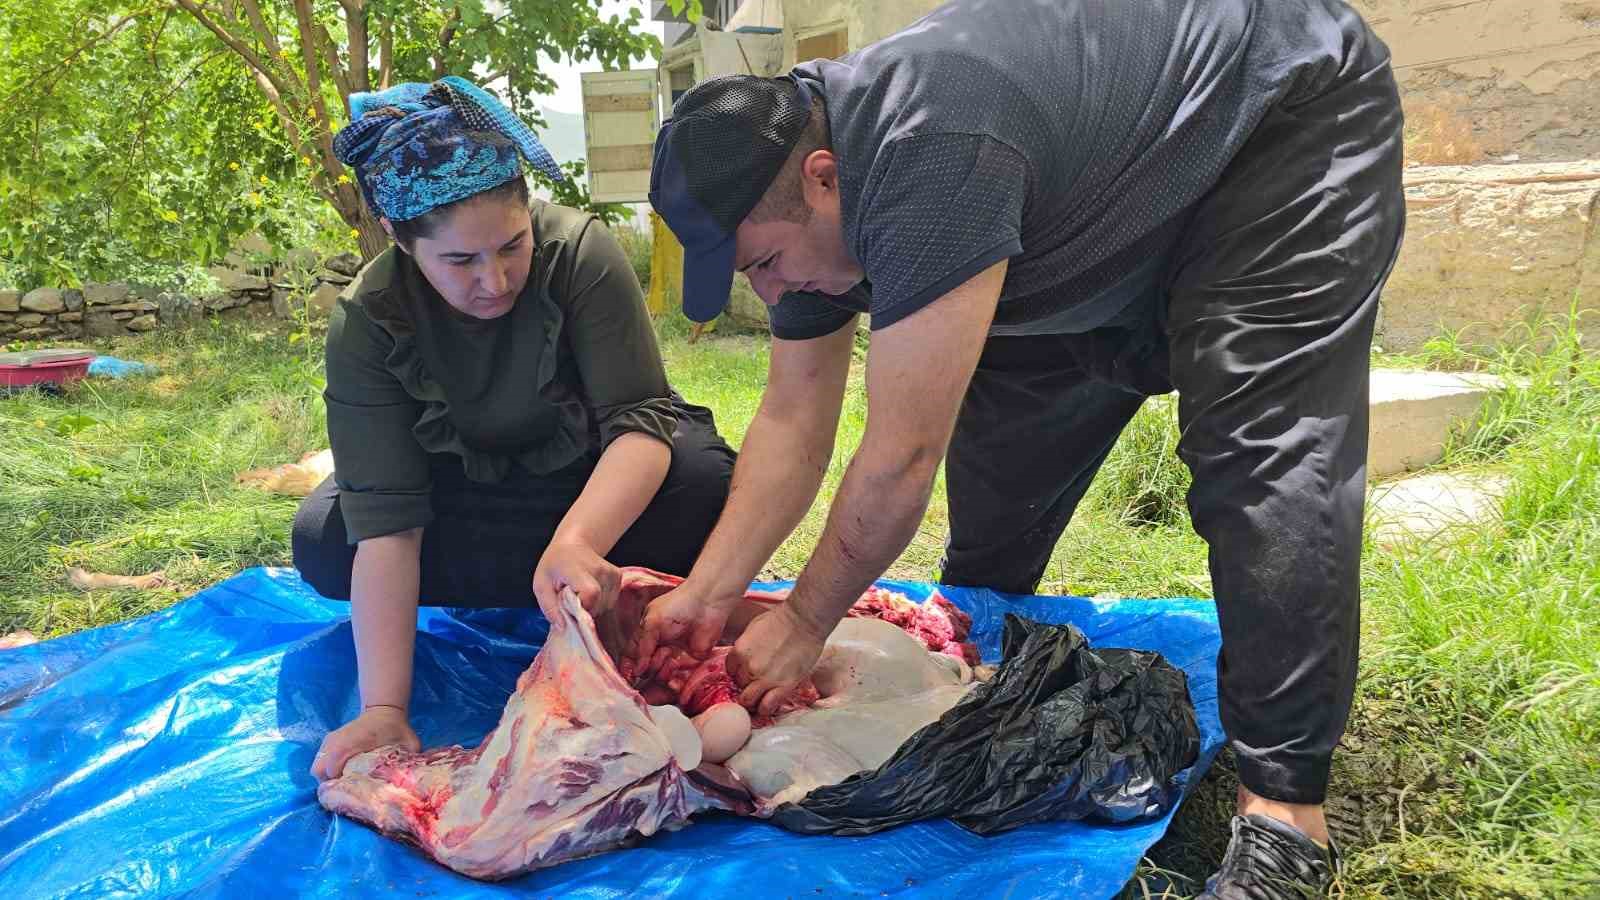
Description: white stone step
xmin=1368 ymin=471 xmax=1509 ymax=545
xmin=1368 ymin=369 xmax=1505 ymax=478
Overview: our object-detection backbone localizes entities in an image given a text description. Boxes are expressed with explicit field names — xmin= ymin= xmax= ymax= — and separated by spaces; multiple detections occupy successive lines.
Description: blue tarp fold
xmin=0 ymin=568 xmax=1222 ymax=898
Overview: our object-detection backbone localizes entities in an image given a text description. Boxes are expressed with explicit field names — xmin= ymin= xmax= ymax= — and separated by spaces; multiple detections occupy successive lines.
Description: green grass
xmin=3 ymin=309 xmax=1596 ymax=898
xmin=1 ymin=317 xmax=327 ymax=633
xmin=1141 ymin=315 xmax=1600 ymax=898
xmin=1332 ymin=317 xmax=1600 ymax=898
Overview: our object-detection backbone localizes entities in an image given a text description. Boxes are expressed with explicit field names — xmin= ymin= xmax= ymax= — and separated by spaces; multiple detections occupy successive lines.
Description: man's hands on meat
xmin=728 ymin=604 xmax=829 ymax=717
xmin=634 ymin=259 xmax=1005 ymax=717
xmin=632 ymin=578 xmax=743 ymax=670
xmin=631 ymin=577 xmax=834 ymax=721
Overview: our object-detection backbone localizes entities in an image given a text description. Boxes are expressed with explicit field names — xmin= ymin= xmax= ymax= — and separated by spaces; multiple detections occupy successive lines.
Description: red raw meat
xmin=317 ymin=568 xmax=979 ymax=880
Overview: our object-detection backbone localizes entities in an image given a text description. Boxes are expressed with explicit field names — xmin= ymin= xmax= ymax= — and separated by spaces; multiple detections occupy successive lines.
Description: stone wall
xmin=1355 ymin=0 xmax=1600 ymax=163
xmin=0 ymin=253 xmax=359 ymax=344
xmin=1380 ymin=161 xmax=1600 ymax=351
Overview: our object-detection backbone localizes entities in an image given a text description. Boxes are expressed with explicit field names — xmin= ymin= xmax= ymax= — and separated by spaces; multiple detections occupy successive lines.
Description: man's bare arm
xmin=783 ymin=262 xmax=1005 ymax=639
xmin=682 ymin=319 xmax=858 ymax=597
xmin=631 ymin=319 xmax=857 ymax=667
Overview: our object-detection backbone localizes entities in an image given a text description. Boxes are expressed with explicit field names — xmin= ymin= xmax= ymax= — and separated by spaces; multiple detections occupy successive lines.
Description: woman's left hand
xmin=532 ymin=540 xmax=622 ymax=621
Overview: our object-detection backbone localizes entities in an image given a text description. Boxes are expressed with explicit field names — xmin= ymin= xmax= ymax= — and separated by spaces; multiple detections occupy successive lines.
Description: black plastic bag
xmin=771 ymin=613 xmax=1200 ymax=836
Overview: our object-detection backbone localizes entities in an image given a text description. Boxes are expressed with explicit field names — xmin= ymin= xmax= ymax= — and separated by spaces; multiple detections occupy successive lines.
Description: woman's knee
xmin=291 ymin=477 xmax=354 ymax=600
xmin=609 ymin=432 xmax=733 ymax=574
xmin=666 ymin=407 xmax=736 ymax=509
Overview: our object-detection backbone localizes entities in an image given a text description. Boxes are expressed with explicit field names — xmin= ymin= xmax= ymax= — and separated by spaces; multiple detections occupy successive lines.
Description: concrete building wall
xmin=1355 ymin=0 xmax=1600 ymax=163
xmin=778 ymin=0 xmax=934 ymax=69
xmin=1382 ymin=162 xmax=1600 ymax=351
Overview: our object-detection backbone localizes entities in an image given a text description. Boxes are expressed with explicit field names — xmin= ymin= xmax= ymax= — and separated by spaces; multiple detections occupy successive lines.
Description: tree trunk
xmin=355 ymin=207 xmax=390 ymax=260
xmin=318 ymin=177 xmax=391 ymax=261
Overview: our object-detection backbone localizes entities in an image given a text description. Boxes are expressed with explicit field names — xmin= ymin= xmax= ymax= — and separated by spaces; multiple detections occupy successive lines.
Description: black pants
xmin=292 ymin=400 xmax=735 ymax=608
xmin=942 ymin=14 xmax=1405 ymax=805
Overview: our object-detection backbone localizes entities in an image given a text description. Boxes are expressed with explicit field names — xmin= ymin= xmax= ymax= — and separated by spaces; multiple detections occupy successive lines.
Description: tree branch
xmin=316 ymin=23 xmax=355 ymax=103
xmin=434 ymin=7 xmax=461 ymax=78
xmin=172 ymin=0 xmax=299 ymax=100
xmin=238 ymin=0 xmax=286 ymax=63
xmin=114 ymin=48 xmax=229 ymax=200
xmin=1 ymin=6 xmax=154 ymax=107
xmin=291 ymin=0 xmax=349 ymax=194
xmin=378 ymin=19 xmax=394 ymax=89
xmin=148 ymin=7 xmax=174 ymax=68
xmin=340 ymin=0 xmax=370 ymax=93
xmin=290 ymin=0 xmax=333 ymax=131
xmin=253 ymin=68 xmax=307 ymax=153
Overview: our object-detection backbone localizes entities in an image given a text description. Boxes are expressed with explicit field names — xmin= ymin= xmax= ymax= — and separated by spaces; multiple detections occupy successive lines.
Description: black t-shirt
xmin=767 ymin=0 xmax=1373 ymax=340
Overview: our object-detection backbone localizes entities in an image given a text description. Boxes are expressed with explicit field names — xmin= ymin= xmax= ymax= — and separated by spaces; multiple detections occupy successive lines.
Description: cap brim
xmin=681 ymin=233 xmax=736 ymax=323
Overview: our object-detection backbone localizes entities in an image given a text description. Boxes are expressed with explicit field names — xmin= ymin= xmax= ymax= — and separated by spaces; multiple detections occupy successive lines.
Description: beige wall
xmin=780 ymin=0 xmax=939 ymax=68
xmin=1381 ymin=162 xmax=1600 ymax=351
xmin=703 ymin=30 xmax=786 ymax=78
xmin=1352 ymin=0 xmax=1600 ymax=161
xmin=772 ymin=0 xmax=1600 ymax=161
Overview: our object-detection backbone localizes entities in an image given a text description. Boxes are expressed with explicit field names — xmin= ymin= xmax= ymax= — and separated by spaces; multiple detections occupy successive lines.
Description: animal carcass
xmin=317 ymin=568 xmax=980 ymax=879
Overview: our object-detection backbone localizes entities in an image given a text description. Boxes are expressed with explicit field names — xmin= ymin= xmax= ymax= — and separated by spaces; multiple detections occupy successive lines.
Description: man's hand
xmin=728 ymin=604 xmax=829 ymax=718
xmin=312 ymin=705 xmax=419 ymax=781
xmin=631 ymin=580 xmax=743 ymax=677
xmin=533 ymin=540 xmax=621 ymax=621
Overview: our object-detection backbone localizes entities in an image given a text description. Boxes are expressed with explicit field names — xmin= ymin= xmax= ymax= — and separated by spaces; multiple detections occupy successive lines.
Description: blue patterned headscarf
xmin=332 ymin=76 xmax=565 ymax=222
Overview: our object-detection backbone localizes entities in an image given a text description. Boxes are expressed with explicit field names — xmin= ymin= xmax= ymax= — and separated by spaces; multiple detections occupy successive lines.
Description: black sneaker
xmin=1197 ymin=814 xmax=1339 ymax=899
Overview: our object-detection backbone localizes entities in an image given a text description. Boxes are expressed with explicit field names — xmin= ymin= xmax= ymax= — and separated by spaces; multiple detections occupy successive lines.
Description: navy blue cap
xmin=649 ymin=75 xmax=813 ymax=322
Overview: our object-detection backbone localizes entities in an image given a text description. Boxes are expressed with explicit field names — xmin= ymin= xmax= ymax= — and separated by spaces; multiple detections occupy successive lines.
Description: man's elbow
xmin=752 ymin=401 xmax=836 ymax=468
xmin=859 ymin=435 xmax=945 ymax=490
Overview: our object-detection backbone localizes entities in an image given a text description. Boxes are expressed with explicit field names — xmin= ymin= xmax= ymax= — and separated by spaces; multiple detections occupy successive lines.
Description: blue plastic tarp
xmin=0 ymin=568 xmax=1224 ymax=898
xmin=87 ymin=356 xmax=155 ymax=379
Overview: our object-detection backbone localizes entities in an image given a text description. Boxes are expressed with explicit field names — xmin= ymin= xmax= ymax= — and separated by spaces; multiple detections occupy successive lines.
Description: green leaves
xmin=53 ymin=414 xmax=100 ymax=437
xmin=119 ymin=487 xmax=153 ymax=509
xmin=67 ymin=462 xmax=105 ymax=483
xmin=663 ymin=0 xmax=704 ymax=20
xmin=533 ymin=159 xmax=630 ymax=228
xmin=2 ymin=0 xmax=658 ymax=287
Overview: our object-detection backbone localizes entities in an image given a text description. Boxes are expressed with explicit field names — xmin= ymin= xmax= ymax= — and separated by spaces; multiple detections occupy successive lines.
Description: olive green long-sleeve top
xmin=323 ymin=200 xmax=675 ymax=543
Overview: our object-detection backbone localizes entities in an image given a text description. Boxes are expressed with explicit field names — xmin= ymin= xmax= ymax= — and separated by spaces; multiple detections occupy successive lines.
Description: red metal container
xmin=0 ymin=349 xmax=96 ymax=388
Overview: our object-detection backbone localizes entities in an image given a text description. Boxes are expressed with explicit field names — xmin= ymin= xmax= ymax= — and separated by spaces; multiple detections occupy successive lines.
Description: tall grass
xmin=609 ymin=220 xmax=653 ymax=295
xmin=1342 ymin=314 xmax=1600 ymax=897
xmin=1 ymin=319 xmax=324 ymax=634
xmin=1088 ymin=394 xmax=1192 ymax=530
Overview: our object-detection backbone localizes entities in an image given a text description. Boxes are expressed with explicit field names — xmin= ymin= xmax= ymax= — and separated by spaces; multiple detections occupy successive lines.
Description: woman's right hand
xmin=312 ymin=705 xmax=420 ymax=781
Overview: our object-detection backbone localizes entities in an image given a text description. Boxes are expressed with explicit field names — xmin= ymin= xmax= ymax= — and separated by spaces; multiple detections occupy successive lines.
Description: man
xmin=640 ymin=0 xmax=1404 ymax=895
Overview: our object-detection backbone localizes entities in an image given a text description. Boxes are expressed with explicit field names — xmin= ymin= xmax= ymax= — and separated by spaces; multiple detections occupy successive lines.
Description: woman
xmin=293 ymin=77 xmax=735 ymax=780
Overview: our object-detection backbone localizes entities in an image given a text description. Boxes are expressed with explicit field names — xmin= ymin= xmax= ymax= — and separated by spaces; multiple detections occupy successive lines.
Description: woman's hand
xmin=312 ymin=705 xmax=419 ymax=781
xmin=533 ymin=540 xmax=622 ymax=620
